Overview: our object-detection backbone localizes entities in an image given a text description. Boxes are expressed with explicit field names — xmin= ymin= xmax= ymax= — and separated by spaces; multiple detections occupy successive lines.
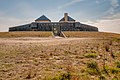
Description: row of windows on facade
xmin=10 ymin=25 xmax=76 ymax=29
xmin=31 ymin=23 xmax=75 ymax=27
xmin=10 ymin=26 xmax=77 ymax=31
xmin=10 ymin=24 xmax=96 ymax=31
xmin=9 ymin=28 xmax=77 ymax=31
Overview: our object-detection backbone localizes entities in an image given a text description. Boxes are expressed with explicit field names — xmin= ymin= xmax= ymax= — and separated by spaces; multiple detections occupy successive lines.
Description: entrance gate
xmin=52 ymin=24 xmax=61 ymax=36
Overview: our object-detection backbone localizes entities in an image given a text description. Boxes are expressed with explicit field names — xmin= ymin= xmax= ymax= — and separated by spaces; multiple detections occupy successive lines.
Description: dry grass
xmin=64 ymin=31 xmax=120 ymax=39
xmin=0 ymin=31 xmax=53 ymax=38
xmin=0 ymin=32 xmax=120 ymax=80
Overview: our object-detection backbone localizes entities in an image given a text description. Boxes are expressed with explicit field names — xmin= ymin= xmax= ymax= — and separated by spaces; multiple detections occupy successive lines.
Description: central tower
xmin=64 ymin=13 xmax=68 ymax=22
xmin=59 ymin=13 xmax=75 ymax=23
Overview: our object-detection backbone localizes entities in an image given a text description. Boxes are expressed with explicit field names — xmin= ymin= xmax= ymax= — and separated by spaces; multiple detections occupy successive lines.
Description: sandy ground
xmin=0 ymin=37 xmax=96 ymax=46
xmin=0 ymin=37 xmax=120 ymax=80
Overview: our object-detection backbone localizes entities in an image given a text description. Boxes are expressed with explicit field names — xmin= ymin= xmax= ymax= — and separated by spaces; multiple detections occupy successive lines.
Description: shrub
xmin=79 ymin=74 xmax=90 ymax=80
xmin=104 ymin=44 xmax=110 ymax=52
xmin=60 ymin=72 xmax=71 ymax=80
xmin=48 ymin=72 xmax=71 ymax=80
xmin=102 ymin=66 xmax=120 ymax=74
xmin=116 ymin=62 xmax=120 ymax=68
xmin=84 ymin=53 xmax=97 ymax=58
xmin=87 ymin=69 xmax=99 ymax=75
xmin=99 ymin=75 xmax=106 ymax=80
xmin=87 ymin=62 xmax=98 ymax=69
xmin=110 ymin=49 xmax=115 ymax=59
xmin=64 ymin=50 xmax=73 ymax=54
xmin=87 ymin=62 xmax=101 ymax=75
xmin=110 ymin=68 xmax=120 ymax=74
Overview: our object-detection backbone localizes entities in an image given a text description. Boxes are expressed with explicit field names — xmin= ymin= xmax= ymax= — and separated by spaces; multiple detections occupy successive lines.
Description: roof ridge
xmin=59 ymin=16 xmax=75 ymax=21
xmin=35 ymin=15 xmax=51 ymax=21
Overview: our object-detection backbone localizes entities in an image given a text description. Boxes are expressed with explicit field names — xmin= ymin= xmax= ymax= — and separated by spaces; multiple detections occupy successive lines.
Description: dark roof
xmin=35 ymin=15 xmax=51 ymax=21
xmin=59 ymin=16 xmax=75 ymax=22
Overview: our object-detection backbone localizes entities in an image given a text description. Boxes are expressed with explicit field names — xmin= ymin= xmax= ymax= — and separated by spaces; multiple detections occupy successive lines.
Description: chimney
xmin=64 ymin=13 xmax=68 ymax=22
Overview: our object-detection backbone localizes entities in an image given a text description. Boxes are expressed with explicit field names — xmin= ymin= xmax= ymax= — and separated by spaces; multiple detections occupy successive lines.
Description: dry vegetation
xmin=0 ymin=31 xmax=53 ymax=38
xmin=0 ymin=32 xmax=120 ymax=80
xmin=64 ymin=31 xmax=120 ymax=39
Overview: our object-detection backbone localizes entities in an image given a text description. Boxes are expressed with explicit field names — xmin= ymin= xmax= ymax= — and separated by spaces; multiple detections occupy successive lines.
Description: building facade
xmin=9 ymin=13 xmax=98 ymax=35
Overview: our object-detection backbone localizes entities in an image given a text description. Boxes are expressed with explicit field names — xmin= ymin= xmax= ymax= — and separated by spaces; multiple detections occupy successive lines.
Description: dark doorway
xmin=52 ymin=24 xmax=61 ymax=36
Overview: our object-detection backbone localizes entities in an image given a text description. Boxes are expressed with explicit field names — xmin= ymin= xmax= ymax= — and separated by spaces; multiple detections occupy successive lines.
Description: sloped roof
xmin=35 ymin=15 xmax=51 ymax=21
xmin=59 ymin=16 xmax=75 ymax=22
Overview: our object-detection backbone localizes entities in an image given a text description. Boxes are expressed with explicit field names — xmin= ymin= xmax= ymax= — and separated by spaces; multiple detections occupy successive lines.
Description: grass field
xmin=63 ymin=31 xmax=120 ymax=39
xmin=0 ymin=31 xmax=53 ymax=38
xmin=0 ymin=31 xmax=120 ymax=80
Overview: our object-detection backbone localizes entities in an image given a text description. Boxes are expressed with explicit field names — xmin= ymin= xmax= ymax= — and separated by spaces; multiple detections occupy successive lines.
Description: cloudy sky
xmin=0 ymin=0 xmax=120 ymax=33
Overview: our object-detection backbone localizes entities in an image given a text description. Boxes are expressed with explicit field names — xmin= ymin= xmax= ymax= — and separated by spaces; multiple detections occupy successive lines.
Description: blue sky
xmin=0 ymin=0 xmax=120 ymax=33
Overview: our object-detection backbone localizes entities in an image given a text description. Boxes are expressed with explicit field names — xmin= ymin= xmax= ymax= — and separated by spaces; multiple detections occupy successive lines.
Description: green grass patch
xmin=102 ymin=66 xmax=120 ymax=74
xmin=46 ymin=72 xmax=71 ymax=80
xmin=110 ymin=68 xmax=120 ymax=74
xmin=84 ymin=53 xmax=97 ymax=58
xmin=86 ymin=61 xmax=101 ymax=76
xmin=112 ymin=38 xmax=120 ymax=42
xmin=87 ymin=61 xmax=98 ymax=69
xmin=116 ymin=61 xmax=120 ymax=68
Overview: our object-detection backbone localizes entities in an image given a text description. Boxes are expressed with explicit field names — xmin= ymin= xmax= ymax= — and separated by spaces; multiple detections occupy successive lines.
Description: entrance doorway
xmin=52 ymin=24 xmax=61 ymax=36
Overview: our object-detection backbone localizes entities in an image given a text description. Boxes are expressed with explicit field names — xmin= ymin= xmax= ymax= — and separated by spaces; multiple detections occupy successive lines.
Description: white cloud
xmin=95 ymin=0 xmax=99 ymax=4
xmin=0 ymin=14 xmax=33 ymax=32
xmin=95 ymin=19 xmax=120 ymax=34
xmin=0 ymin=2 xmax=43 ymax=32
xmin=103 ymin=12 xmax=120 ymax=19
xmin=13 ymin=2 xmax=41 ymax=18
xmin=111 ymin=0 xmax=119 ymax=8
xmin=58 ymin=0 xmax=84 ymax=9
xmin=95 ymin=0 xmax=103 ymax=4
xmin=0 ymin=17 xmax=30 ymax=32
xmin=106 ymin=0 xmax=119 ymax=15
xmin=84 ymin=11 xmax=120 ymax=34
xmin=85 ymin=18 xmax=120 ymax=34
xmin=0 ymin=5 xmax=65 ymax=32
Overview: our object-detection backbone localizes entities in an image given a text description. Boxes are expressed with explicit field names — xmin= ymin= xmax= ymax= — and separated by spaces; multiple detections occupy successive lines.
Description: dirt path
xmin=0 ymin=37 xmax=96 ymax=46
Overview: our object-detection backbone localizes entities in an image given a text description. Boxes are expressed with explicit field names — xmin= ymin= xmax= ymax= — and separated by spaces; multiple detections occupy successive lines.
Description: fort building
xmin=9 ymin=13 xmax=98 ymax=36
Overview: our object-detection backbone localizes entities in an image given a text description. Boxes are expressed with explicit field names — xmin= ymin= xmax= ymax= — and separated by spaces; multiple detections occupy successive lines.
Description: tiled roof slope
xmin=35 ymin=15 xmax=51 ymax=21
xmin=60 ymin=16 xmax=75 ymax=22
